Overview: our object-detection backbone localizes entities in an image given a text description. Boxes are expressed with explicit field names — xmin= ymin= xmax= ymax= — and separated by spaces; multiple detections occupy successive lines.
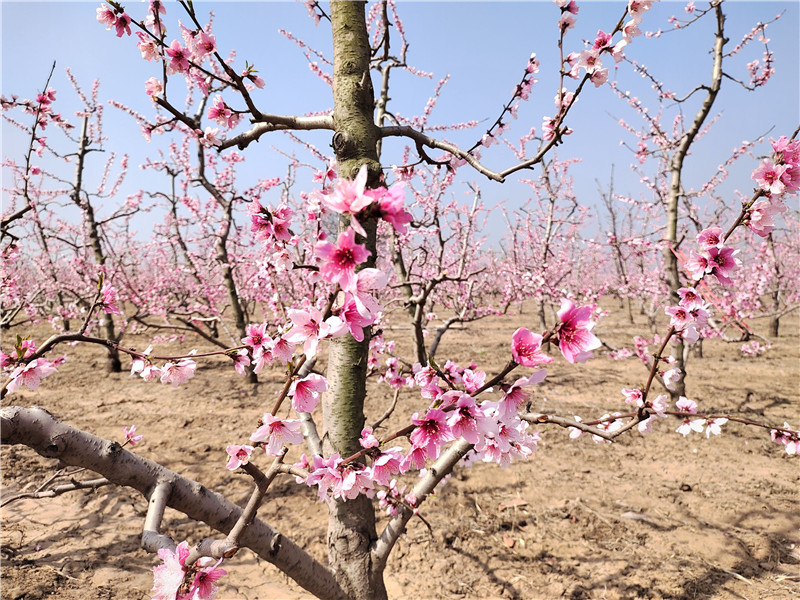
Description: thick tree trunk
xmin=324 ymin=2 xmax=388 ymax=598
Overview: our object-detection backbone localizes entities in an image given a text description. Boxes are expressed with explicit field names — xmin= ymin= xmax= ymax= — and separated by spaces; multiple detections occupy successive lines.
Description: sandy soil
xmin=1 ymin=303 xmax=798 ymax=600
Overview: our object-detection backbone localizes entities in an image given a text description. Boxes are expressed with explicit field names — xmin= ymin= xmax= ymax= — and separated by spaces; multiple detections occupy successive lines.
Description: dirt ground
xmin=1 ymin=302 xmax=798 ymax=600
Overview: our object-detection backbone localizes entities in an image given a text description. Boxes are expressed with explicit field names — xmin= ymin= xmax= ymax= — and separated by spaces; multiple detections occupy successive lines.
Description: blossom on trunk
xmin=316 ymin=228 xmax=370 ymax=293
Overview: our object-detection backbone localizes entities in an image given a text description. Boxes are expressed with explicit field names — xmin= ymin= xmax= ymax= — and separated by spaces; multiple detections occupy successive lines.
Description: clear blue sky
xmin=2 ymin=1 xmax=798 ymax=240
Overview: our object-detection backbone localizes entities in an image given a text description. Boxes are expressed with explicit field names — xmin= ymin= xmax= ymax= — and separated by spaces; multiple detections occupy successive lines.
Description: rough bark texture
xmin=0 ymin=406 xmax=347 ymax=600
xmin=322 ymin=3 xmax=388 ymax=598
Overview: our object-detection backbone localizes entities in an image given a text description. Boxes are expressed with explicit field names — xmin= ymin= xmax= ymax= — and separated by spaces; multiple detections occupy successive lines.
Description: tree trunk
xmin=324 ymin=2 xmax=388 ymax=598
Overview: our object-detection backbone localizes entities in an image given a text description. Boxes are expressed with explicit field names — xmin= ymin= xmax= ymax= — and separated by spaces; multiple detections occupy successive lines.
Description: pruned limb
xmin=141 ymin=480 xmax=175 ymax=553
xmin=0 ymin=406 xmax=347 ymax=600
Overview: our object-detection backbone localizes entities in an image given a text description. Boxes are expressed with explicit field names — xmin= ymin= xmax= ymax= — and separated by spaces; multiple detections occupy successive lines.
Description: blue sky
xmin=2 ymin=1 xmax=798 ymax=240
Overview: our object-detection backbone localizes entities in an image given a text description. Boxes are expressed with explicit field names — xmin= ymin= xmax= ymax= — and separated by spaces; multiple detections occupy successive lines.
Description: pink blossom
xmin=662 ymin=366 xmax=684 ymax=391
xmin=578 ymin=50 xmax=602 ymax=74
xmin=556 ymin=299 xmax=601 ymax=363
xmin=664 ymin=305 xmax=691 ymax=330
xmin=511 ymin=328 xmax=553 ymax=368
xmin=285 ymin=307 xmax=344 ymax=359
xmin=677 ymin=287 xmax=703 ymax=310
xmin=207 ymin=95 xmax=240 ymax=129
xmin=495 ymin=372 xmax=546 ymax=421
xmin=316 ymin=228 xmax=370 ymax=292
xmin=339 ymin=296 xmax=373 ymax=342
xmin=151 ymin=541 xmax=189 ymax=600
xmin=704 ymin=418 xmax=728 ymax=438
xmin=770 ymin=423 xmax=799 ymax=455
xmin=676 ymin=396 xmax=697 ymax=414
xmin=242 ymin=323 xmax=269 ymax=352
xmin=6 ymin=358 xmax=58 ymax=392
xmin=350 ymin=268 xmax=387 ymax=318
xmin=145 ymin=77 xmax=164 ymax=100
xmin=96 ymin=5 xmax=117 ymax=29
xmin=685 ymin=250 xmax=711 ymax=280
xmin=136 ymin=32 xmax=159 ymax=61
xmin=271 ymin=335 xmax=296 ymax=363
xmin=747 ymin=197 xmax=785 ymax=237
xmin=289 ymin=373 xmax=327 ymax=413
xmin=100 ymin=283 xmax=122 ymax=315
xmin=231 ymin=349 xmax=250 ymax=376
xmin=447 ymin=394 xmax=497 ymax=444
xmin=194 ymin=31 xmax=217 ymax=58
xmin=558 ymin=12 xmax=576 ymax=32
xmin=368 ymin=448 xmax=405 ymax=487
xmin=377 ymin=182 xmax=413 ymax=234
xmin=114 ymin=13 xmax=132 ymax=37
xmin=649 ymin=394 xmax=668 ymax=417
xmin=123 ymin=425 xmax=144 ymax=446
xmin=250 ymin=413 xmax=303 ymax=456
xmin=189 ymin=558 xmax=226 ymax=599
xmin=225 ymin=444 xmax=254 ymax=470
xmin=622 ymin=388 xmax=644 ymax=407
xmin=165 ymin=39 xmax=191 ymax=74
xmin=359 ymin=426 xmax=380 ymax=449
xmin=140 ymin=363 xmax=163 ymax=383
xmin=589 ymin=67 xmax=609 ymax=87
xmin=593 ymin=29 xmax=613 ymax=50
xmin=752 ymin=159 xmax=787 ymax=196
xmin=706 ymin=246 xmax=739 ymax=286
xmin=317 ymin=165 xmax=374 ymax=235
xmin=696 ymin=226 xmax=723 ymax=250
xmin=410 ymin=408 xmax=453 ymax=459
xmin=160 ymin=357 xmax=196 ymax=386
xmin=772 ymin=136 xmax=800 ymax=167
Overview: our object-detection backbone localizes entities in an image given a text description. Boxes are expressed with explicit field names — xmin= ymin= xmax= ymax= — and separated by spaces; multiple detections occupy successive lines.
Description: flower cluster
xmin=1 ymin=338 xmax=62 ymax=392
xmin=747 ymin=136 xmax=799 ymax=236
xmin=685 ymin=226 xmax=740 ymax=287
xmin=770 ymin=424 xmax=799 ymax=456
xmin=663 ymin=284 xmax=710 ymax=344
xmin=151 ymin=540 xmax=227 ymax=600
xmin=740 ymin=340 xmax=770 ymax=357
xmin=129 ymin=346 xmax=197 ymax=386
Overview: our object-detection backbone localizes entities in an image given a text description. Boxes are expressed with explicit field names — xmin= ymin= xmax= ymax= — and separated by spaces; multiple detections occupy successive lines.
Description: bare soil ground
xmin=2 ymin=303 xmax=798 ymax=600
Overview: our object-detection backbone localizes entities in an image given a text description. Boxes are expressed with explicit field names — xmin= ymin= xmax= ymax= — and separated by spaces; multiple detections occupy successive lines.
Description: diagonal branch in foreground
xmin=0 ymin=406 xmax=347 ymax=600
